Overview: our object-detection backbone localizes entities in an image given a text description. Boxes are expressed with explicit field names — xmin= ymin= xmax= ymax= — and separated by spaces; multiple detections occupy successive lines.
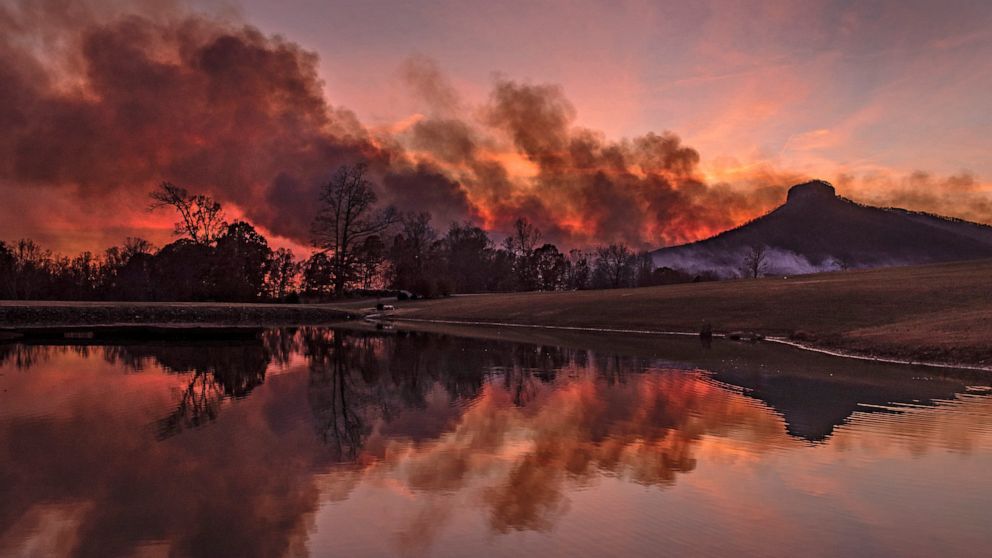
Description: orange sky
xmin=5 ymin=342 xmax=992 ymax=555
xmin=2 ymin=0 xmax=991 ymax=255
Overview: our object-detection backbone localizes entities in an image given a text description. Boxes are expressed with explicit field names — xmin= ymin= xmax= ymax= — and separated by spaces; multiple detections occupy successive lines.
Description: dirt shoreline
xmin=375 ymin=260 xmax=992 ymax=369
xmin=2 ymin=260 xmax=991 ymax=368
xmin=376 ymin=316 xmax=992 ymax=372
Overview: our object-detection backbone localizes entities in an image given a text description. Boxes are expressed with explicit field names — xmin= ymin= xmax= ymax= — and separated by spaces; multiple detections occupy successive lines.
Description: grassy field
xmin=2 ymin=260 xmax=990 ymax=365
xmin=385 ymin=259 xmax=992 ymax=366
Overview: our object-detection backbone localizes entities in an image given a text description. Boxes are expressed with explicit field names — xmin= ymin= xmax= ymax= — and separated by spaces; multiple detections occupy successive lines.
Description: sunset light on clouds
xmin=2 ymin=0 xmax=991 ymax=253
xmin=5 ymin=4 xmax=992 ymax=555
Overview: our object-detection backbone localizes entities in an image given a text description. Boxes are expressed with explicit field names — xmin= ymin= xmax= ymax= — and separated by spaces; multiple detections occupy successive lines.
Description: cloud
xmin=0 ymin=1 xmax=796 ymax=252
xmin=2 ymin=0 xmax=990 ymax=255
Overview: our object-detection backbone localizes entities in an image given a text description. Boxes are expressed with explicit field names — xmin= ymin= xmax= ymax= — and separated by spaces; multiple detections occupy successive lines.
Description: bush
xmin=412 ymin=277 xmax=437 ymax=299
xmin=436 ymin=278 xmax=454 ymax=297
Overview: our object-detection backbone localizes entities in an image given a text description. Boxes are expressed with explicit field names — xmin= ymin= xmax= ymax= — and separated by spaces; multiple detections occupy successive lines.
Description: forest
xmin=0 ymin=165 xmax=714 ymax=302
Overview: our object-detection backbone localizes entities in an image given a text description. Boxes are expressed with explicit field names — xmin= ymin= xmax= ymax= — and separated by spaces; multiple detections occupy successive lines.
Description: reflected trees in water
xmin=2 ymin=328 xmax=991 ymax=556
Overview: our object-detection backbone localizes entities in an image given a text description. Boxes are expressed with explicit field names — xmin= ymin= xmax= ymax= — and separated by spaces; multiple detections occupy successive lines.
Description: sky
xmin=239 ymin=0 xmax=992 ymax=178
xmin=2 ymin=0 xmax=991 ymax=254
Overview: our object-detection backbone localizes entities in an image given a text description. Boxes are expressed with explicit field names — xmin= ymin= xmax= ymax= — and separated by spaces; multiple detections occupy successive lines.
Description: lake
xmin=1 ymin=325 xmax=991 ymax=557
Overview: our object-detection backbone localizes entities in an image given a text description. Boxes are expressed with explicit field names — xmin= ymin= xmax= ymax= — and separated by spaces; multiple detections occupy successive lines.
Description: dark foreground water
xmin=1 ymin=326 xmax=991 ymax=557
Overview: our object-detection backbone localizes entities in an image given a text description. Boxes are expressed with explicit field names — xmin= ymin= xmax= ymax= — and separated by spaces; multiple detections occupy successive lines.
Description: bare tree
xmin=593 ymin=243 xmax=635 ymax=288
xmin=12 ymin=239 xmax=51 ymax=299
xmin=634 ymin=251 xmax=655 ymax=287
xmin=388 ymin=212 xmax=439 ymax=294
xmin=265 ymin=248 xmax=299 ymax=300
xmin=0 ymin=241 xmax=15 ymax=298
xmin=565 ymin=249 xmax=591 ymax=290
xmin=504 ymin=217 xmax=542 ymax=256
xmin=149 ymin=182 xmax=227 ymax=245
xmin=443 ymin=222 xmax=494 ymax=293
xmin=534 ymin=243 xmax=567 ymax=291
xmin=503 ymin=218 xmax=542 ymax=290
xmin=741 ymin=245 xmax=768 ymax=278
xmin=355 ymin=236 xmax=386 ymax=290
xmin=311 ymin=163 xmax=398 ymax=295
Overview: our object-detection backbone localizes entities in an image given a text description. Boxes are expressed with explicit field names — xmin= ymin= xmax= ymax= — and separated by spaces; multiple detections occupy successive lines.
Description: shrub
xmin=412 ymin=277 xmax=437 ymax=299
xmin=436 ymin=278 xmax=454 ymax=297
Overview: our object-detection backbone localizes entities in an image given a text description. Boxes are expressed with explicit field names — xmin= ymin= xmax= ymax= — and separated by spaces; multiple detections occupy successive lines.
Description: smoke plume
xmin=4 ymin=1 xmax=985 ymax=253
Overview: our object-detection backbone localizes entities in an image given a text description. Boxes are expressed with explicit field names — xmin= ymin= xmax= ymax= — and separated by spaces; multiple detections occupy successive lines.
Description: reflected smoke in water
xmin=1 ymin=328 xmax=990 ymax=557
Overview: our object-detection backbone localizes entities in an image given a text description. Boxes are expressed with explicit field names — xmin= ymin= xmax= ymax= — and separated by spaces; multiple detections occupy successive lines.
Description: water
xmin=1 ymin=326 xmax=991 ymax=557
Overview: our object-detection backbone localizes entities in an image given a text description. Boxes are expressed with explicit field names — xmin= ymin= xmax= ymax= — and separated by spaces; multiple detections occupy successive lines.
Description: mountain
xmin=651 ymin=180 xmax=992 ymax=277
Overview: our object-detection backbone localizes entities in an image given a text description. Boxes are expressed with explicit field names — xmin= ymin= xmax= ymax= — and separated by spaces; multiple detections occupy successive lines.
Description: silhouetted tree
xmin=565 ymin=249 xmax=591 ymax=290
xmin=11 ymin=239 xmax=52 ymax=299
xmin=311 ymin=164 xmax=399 ymax=296
xmin=149 ymin=182 xmax=227 ymax=245
xmin=102 ymin=237 xmax=154 ymax=294
xmin=389 ymin=212 xmax=441 ymax=296
xmin=114 ymin=252 xmax=155 ymax=300
xmin=443 ymin=222 xmax=493 ymax=293
xmin=488 ymin=248 xmax=517 ymax=292
xmin=504 ymin=218 xmax=542 ymax=290
xmin=5 ymin=193 xmax=741 ymax=301
xmin=592 ymin=243 xmax=635 ymax=289
xmin=212 ymin=221 xmax=272 ymax=300
xmin=740 ymin=245 xmax=768 ymax=278
xmin=0 ymin=241 xmax=15 ymax=298
xmin=355 ymin=236 xmax=386 ymax=290
xmin=152 ymin=240 xmax=215 ymax=300
xmin=63 ymin=251 xmax=100 ymax=299
xmin=265 ymin=248 xmax=299 ymax=300
xmin=534 ymin=243 xmax=567 ymax=291
xmin=634 ymin=251 xmax=655 ymax=287
xmin=302 ymin=252 xmax=334 ymax=297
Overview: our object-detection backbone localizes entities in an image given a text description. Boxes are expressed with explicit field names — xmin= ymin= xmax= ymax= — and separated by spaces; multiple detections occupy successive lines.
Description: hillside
xmin=651 ymin=180 xmax=992 ymax=276
xmin=384 ymin=259 xmax=992 ymax=366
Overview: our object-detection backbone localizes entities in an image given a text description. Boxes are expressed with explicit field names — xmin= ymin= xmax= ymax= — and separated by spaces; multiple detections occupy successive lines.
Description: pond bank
xmin=375 ymin=260 xmax=992 ymax=369
xmin=375 ymin=316 xmax=992 ymax=372
xmin=0 ymin=301 xmax=356 ymax=332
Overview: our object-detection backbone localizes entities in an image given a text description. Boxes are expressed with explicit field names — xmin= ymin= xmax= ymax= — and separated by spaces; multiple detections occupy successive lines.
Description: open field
xmin=383 ymin=259 xmax=992 ymax=366
xmin=0 ymin=301 xmax=356 ymax=330
xmin=2 ymin=260 xmax=990 ymax=366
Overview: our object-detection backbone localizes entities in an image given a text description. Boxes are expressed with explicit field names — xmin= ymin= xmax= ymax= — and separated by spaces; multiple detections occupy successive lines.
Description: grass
xmin=2 ymin=260 xmax=990 ymax=366
xmin=384 ymin=259 xmax=992 ymax=366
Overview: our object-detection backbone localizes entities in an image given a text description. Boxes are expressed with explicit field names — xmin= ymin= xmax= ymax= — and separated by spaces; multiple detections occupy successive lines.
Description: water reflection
xmin=1 ymin=328 xmax=991 ymax=557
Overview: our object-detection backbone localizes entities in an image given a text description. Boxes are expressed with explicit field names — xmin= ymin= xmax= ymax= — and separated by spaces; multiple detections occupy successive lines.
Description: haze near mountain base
xmin=651 ymin=180 xmax=992 ymax=277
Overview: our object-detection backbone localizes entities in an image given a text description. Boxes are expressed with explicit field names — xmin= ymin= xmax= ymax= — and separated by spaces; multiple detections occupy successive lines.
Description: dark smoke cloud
xmin=0 ymin=0 xmax=799 ymax=251
xmin=406 ymin=76 xmax=789 ymax=246
xmin=383 ymin=163 xmax=481 ymax=227
xmin=0 ymin=1 xmax=470 ymax=245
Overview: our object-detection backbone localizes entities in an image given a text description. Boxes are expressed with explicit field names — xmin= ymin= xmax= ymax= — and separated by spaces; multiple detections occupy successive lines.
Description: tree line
xmin=0 ymin=164 xmax=715 ymax=302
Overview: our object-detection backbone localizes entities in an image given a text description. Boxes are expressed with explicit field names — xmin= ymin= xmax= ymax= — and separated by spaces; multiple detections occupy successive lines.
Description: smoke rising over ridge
xmin=1 ymin=0 xmax=989 ymax=253
xmin=0 ymin=0 xmax=789 ymax=250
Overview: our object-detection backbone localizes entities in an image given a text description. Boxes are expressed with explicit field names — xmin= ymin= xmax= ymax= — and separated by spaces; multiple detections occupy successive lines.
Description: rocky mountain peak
xmin=786 ymin=180 xmax=837 ymax=205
